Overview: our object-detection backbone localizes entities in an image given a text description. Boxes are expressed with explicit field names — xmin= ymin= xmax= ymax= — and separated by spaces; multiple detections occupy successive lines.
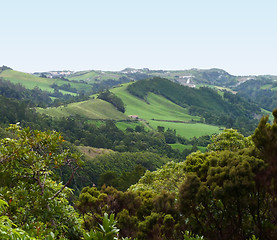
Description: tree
xmin=0 ymin=124 xmax=83 ymax=238
xmin=179 ymin=150 xmax=266 ymax=240
xmin=207 ymin=128 xmax=253 ymax=152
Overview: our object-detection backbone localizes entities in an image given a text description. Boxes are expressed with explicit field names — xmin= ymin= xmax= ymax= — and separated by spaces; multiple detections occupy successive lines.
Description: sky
xmin=1 ymin=0 xmax=277 ymax=75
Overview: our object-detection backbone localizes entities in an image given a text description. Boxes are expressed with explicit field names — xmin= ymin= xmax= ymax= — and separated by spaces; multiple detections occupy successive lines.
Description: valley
xmin=1 ymin=65 xmax=277 ymax=240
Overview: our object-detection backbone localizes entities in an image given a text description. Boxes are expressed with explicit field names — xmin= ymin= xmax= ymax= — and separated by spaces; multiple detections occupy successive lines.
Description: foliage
xmin=74 ymin=151 xmax=171 ymax=192
xmin=234 ymin=77 xmax=277 ymax=111
xmin=84 ymin=213 xmax=120 ymax=240
xmin=127 ymin=77 xmax=260 ymax=135
xmin=207 ymin=128 xmax=253 ymax=151
xmin=0 ymin=199 xmax=36 ymax=240
xmin=0 ymin=78 xmax=52 ymax=107
xmin=129 ymin=161 xmax=186 ymax=193
xmin=179 ymin=150 xmax=265 ymax=240
xmin=183 ymin=231 xmax=204 ymax=240
xmin=76 ymin=186 xmax=182 ymax=239
xmin=0 ymin=124 xmax=83 ymax=238
xmin=97 ymin=90 xmax=125 ymax=113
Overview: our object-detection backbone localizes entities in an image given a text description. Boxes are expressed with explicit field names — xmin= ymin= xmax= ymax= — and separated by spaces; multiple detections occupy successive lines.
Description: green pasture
xmin=111 ymin=84 xmax=200 ymax=122
xmin=36 ymin=99 xmax=127 ymax=120
xmin=115 ymin=121 xmax=144 ymax=131
xmin=0 ymin=70 xmax=88 ymax=95
xmin=111 ymin=84 xmax=221 ymax=138
xmin=68 ymin=70 xmax=121 ymax=82
xmin=170 ymin=144 xmax=207 ymax=153
xmin=67 ymin=71 xmax=100 ymax=82
xmin=260 ymin=84 xmax=271 ymax=90
xmin=0 ymin=70 xmax=56 ymax=92
xmin=149 ymin=120 xmax=221 ymax=139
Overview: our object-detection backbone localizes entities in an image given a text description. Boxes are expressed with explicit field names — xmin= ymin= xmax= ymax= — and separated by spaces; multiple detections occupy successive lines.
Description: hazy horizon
xmin=1 ymin=0 xmax=277 ymax=76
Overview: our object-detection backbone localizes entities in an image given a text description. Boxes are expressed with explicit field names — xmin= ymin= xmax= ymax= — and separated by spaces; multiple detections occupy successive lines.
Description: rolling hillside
xmin=37 ymin=98 xmax=128 ymax=120
xmin=0 ymin=69 xmax=93 ymax=95
xmin=36 ymin=82 xmax=221 ymax=138
xmin=0 ymin=69 xmax=56 ymax=92
xmin=111 ymin=83 xmax=222 ymax=138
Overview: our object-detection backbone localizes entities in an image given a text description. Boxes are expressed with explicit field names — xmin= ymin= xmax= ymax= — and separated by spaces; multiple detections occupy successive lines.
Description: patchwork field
xmin=36 ymin=82 xmax=223 ymax=138
xmin=111 ymin=84 xmax=222 ymax=138
xmin=0 ymin=69 xmax=92 ymax=95
xmin=67 ymin=70 xmax=122 ymax=83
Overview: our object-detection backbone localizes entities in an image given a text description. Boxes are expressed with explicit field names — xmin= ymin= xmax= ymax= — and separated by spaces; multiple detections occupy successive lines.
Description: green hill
xmin=36 ymin=76 xmax=261 ymax=138
xmin=111 ymin=84 xmax=222 ymax=138
xmin=0 ymin=69 xmax=92 ymax=95
xmin=0 ymin=69 xmax=56 ymax=92
xmin=36 ymin=98 xmax=127 ymax=120
xmin=125 ymin=78 xmax=261 ymax=135
xmin=67 ymin=70 xmax=122 ymax=83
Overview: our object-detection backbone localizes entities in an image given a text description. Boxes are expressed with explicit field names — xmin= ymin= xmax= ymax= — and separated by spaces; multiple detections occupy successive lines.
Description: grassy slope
xmin=115 ymin=121 xmax=144 ymax=131
xmin=111 ymin=84 xmax=200 ymax=121
xmin=68 ymin=70 xmax=121 ymax=83
xmin=111 ymin=84 xmax=221 ymax=138
xmin=77 ymin=146 xmax=114 ymax=160
xmin=37 ymin=99 xmax=128 ymax=120
xmin=148 ymin=120 xmax=221 ymax=139
xmin=0 ymin=70 xmax=89 ymax=95
xmin=170 ymin=143 xmax=207 ymax=153
xmin=261 ymin=108 xmax=274 ymax=122
xmin=37 ymin=82 xmax=221 ymax=138
xmin=0 ymin=70 xmax=56 ymax=92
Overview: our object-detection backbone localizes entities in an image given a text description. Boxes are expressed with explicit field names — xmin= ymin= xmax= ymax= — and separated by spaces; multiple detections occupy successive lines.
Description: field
xmin=170 ymin=143 xmax=207 ymax=152
xmin=37 ymin=82 xmax=222 ymax=139
xmin=261 ymin=108 xmax=274 ymax=122
xmin=111 ymin=84 xmax=200 ymax=122
xmin=0 ymin=70 xmax=56 ymax=92
xmin=111 ymin=84 xmax=222 ymax=138
xmin=68 ymin=70 xmax=122 ymax=83
xmin=36 ymin=99 xmax=128 ymax=120
xmin=0 ymin=69 xmax=92 ymax=95
xmin=77 ymin=146 xmax=114 ymax=160
xmin=148 ymin=120 xmax=221 ymax=139
xmin=115 ymin=121 xmax=145 ymax=131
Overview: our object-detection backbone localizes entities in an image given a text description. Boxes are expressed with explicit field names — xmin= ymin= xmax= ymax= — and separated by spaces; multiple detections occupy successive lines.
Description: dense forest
xmin=1 ymin=114 xmax=277 ymax=239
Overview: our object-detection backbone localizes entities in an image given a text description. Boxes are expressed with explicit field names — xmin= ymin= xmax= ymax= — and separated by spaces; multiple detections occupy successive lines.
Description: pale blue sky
xmin=1 ymin=0 xmax=277 ymax=75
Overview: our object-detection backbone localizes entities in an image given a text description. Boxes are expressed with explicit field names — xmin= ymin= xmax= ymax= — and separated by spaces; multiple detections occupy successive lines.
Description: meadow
xmin=170 ymin=143 xmax=207 ymax=153
xmin=111 ymin=84 xmax=221 ymax=138
xmin=37 ymin=99 xmax=127 ymax=120
xmin=0 ymin=70 xmax=91 ymax=95
xmin=0 ymin=70 xmax=56 ymax=92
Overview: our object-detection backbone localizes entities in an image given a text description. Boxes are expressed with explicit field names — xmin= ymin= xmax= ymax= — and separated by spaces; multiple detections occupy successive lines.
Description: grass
xmin=0 ymin=69 xmax=91 ymax=95
xmin=38 ymin=82 xmax=222 ymax=139
xmin=170 ymin=144 xmax=207 ymax=153
xmin=68 ymin=70 xmax=121 ymax=83
xmin=77 ymin=146 xmax=114 ymax=160
xmin=149 ymin=120 xmax=221 ymax=139
xmin=260 ymin=84 xmax=272 ymax=90
xmin=261 ymin=108 xmax=274 ymax=123
xmin=111 ymin=84 xmax=200 ymax=122
xmin=67 ymin=71 xmax=100 ymax=82
xmin=115 ymin=121 xmax=144 ymax=131
xmin=111 ymin=84 xmax=221 ymax=138
xmin=36 ymin=99 xmax=128 ymax=120
xmin=0 ymin=70 xmax=56 ymax=92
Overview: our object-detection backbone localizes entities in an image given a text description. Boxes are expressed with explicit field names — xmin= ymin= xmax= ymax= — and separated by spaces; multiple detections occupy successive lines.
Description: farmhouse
xmin=128 ymin=115 xmax=139 ymax=119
